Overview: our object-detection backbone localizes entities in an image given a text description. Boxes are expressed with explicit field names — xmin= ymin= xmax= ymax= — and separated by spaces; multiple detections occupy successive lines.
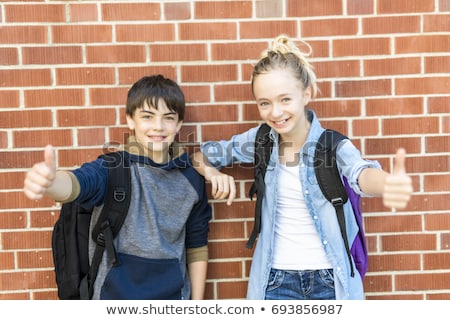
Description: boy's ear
xmin=176 ymin=120 xmax=183 ymax=133
xmin=126 ymin=114 xmax=135 ymax=130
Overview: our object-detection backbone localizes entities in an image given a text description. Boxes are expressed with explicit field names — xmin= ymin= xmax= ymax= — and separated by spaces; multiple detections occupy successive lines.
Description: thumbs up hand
xmin=24 ymin=145 xmax=57 ymax=200
xmin=383 ymin=148 xmax=413 ymax=209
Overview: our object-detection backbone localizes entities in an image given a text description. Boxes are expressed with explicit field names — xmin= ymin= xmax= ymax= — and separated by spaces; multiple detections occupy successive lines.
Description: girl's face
xmin=126 ymin=99 xmax=182 ymax=163
xmin=253 ymin=68 xmax=312 ymax=140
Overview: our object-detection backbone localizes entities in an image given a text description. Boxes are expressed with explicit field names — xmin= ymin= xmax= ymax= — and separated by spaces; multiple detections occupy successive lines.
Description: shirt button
xmin=313 ymin=215 xmax=318 ymax=220
xmin=323 ymin=240 xmax=328 ymax=245
xmin=305 ymin=190 xmax=309 ymax=194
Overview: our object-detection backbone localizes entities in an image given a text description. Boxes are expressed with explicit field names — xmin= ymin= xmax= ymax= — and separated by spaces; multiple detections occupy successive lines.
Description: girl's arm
xmin=191 ymin=151 xmax=236 ymax=205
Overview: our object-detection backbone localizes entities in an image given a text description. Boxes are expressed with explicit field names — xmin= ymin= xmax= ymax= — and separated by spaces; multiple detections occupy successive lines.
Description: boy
xmin=24 ymin=75 xmax=212 ymax=300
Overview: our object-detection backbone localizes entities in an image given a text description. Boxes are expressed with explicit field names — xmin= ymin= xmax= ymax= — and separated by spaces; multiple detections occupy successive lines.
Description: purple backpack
xmin=314 ymin=130 xmax=369 ymax=279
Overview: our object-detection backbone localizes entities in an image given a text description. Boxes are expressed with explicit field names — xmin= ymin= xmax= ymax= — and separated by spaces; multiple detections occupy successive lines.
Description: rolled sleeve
xmin=337 ymin=140 xmax=382 ymax=197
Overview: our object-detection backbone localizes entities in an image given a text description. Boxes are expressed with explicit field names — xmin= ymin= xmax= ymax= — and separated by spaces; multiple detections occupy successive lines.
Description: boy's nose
xmin=153 ymin=117 xmax=163 ymax=129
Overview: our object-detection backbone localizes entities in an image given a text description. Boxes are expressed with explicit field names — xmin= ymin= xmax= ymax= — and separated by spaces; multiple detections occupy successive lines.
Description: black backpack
xmin=247 ymin=124 xmax=369 ymax=279
xmin=51 ymin=151 xmax=132 ymax=299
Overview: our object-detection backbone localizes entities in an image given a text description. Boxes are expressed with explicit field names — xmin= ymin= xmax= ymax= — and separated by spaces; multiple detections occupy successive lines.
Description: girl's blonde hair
xmin=252 ymin=35 xmax=318 ymax=98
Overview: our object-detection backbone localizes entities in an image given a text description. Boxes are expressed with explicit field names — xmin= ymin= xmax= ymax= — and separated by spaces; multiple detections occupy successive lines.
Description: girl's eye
xmin=259 ymin=101 xmax=269 ymax=107
xmin=282 ymin=97 xmax=290 ymax=103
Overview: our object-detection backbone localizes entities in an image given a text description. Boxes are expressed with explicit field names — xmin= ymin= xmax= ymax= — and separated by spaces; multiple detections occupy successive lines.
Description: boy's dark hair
xmin=126 ymin=75 xmax=185 ymax=121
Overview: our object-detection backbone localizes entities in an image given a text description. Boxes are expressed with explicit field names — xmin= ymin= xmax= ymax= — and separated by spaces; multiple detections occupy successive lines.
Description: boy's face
xmin=126 ymin=99 xmax=183 ymax=163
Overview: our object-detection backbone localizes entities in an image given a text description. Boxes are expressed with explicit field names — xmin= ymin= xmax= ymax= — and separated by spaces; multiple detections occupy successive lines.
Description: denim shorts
xmin=265 ymin=268 xmax=335 ymax=300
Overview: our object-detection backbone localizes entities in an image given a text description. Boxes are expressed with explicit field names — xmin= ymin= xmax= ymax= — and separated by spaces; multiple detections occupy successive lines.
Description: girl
xmin=192 ymin=35 xmax=412 ymax=300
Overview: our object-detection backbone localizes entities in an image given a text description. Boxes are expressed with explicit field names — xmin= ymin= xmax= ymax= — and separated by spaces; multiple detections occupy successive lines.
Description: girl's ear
xmin=303 ymin=86 xmax=312 ymax=106
xmin=126 ymin=114 xmax=135 ymax=130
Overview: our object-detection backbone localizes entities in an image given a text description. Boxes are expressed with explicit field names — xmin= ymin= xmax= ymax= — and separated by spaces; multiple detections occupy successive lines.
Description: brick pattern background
xmin=0 ymin=0 xmax=449 ymax=300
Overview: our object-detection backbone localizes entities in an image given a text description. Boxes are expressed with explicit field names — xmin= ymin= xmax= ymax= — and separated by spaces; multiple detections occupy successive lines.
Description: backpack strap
xmin=247 ymin=124 xmax=273 ymax=249
xmin=314 ymin=129 xmax=355 ymax=277
xmin=80 ymin=151 xmax=132 ymax=299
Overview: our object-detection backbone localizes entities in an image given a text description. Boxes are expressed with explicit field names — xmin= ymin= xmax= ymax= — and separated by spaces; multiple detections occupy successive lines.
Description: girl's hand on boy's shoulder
xmin=382 ymin=148 xmax=413 ymax=209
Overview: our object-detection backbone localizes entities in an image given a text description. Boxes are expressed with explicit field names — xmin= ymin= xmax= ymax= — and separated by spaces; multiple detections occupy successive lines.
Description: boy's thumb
xmin=393 ymin=148 xmax=406 ymax=175
xmin=44 ymin=145 xmax=56 ymax=170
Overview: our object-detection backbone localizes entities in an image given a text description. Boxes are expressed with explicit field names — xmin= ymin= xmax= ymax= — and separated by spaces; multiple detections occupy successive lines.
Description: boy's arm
xmin=23 ymin=145 xmax=74 ymax=202
xmin=191 ymin=151 xmax=236 ymax=205
xmin=358 ymin=148 xmax=412 ymax=209
xmin=187 ymin=245 xmax=208 ymax=300
xmin=188 ymin=260 xmax=208 ymax=300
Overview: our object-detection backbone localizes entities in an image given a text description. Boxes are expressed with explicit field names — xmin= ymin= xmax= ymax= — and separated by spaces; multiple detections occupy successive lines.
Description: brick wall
xmin=0 ymin=0 xmax=449 ymax=300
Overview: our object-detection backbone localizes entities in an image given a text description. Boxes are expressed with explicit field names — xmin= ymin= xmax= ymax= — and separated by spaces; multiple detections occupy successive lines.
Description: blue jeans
xmin=265 ymin=268 xmax=336 ymax=300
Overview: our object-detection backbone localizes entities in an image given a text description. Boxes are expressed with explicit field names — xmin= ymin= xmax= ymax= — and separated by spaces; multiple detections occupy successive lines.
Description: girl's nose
xmin=271 ymin=103 xmax=283 ymax=117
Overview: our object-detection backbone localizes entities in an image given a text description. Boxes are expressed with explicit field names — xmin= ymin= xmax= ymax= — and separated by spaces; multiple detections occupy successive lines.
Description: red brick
xmin=396 ymin=272 xmax=450 ymax=291
xmin=0 ymin=110 xmax=52 ymax=129
xmin=302 ymin=18 xmax=358 ymax=37
xmin=378 ymin=0 xmax=435 ymax=13
xmin=426 ymin=136 xmax=450 ymax=153
xmin=101 ymin=3 xmax=160 ymax=21
xmin=335 ymin=79 xmax=391 ymax=97
xmin=24 ymin=89 xmax=85 ymax=108
xmin=17 ymin=250 xmax=54 ymax=269
xmin=396 ymin=35 xmax=450 ymax=54
xmin=183 ymin=105 xmax=239 ymax=123
xmin=0 ymin=26 xmax=47 ymax=44
xmin=0 ymin=90 xmax=19 ymax=108
xmin=240 ymin=21 xmax=297 ymax=39
xmin=150 ymin=43 xmax=207 ymax=62
xmin=179 ymin=22 xmax=236 ymax=40
xmin=0 ymin=69 xmax=51 ymax=87
xmin=52 ymin=25 xmax=112 ymax=43
xmin=396 ymin=77 xmax=450 ymax=95
xmin=0 ymin=47 xmax=18 ymax=65
xmin=22 ymin=46 xmax=82 ymax=65
xmin=5 ymin=4 xmax=65 ymax=22
xmin=363 ymin=16 xmax=420 ymax=34
xmin=287 ymin=0 xmax=343 ymax=16
xmin=0 ymin=271 xmax=55 ymax=291
xmin=348 ymin=0 xmax=374 ymax=14
xmin=382 ymin=117 xmax=439 ymax=135
xmin=195 ymin=1 xmax=252 ymax=19
xmin=116 ymin=24 xmax=175 ymax=42
xmin=366 ymin=98 xmax=423 ymax=116
xmin=181 ymin=64 xmax=238 ymax=82
xmin=14 ymin=129 xmax=72 ymax=148
xmin=118 ymin=66 xmax=177 ymax=85
xmin=68 ymin=3 xmax=98 ymax=22
xmin=86 ymin=45 xmax=146 ymax=63
xmin=364 ymin=57 xmax=421 ymax=76
xmin=164 ymin=2 xmax=191 ymax=20
xmin=57 ymin=108 xmax=117 ymax=127
xmin=56 ymin=67 xmax=115 ymax=85
xmin=333 ymin=38 xmax=390 ymax=56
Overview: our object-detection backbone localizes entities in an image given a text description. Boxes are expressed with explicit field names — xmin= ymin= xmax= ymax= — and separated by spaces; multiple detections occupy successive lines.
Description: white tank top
xmin=272 ymin=163 xmax=332 ymax=270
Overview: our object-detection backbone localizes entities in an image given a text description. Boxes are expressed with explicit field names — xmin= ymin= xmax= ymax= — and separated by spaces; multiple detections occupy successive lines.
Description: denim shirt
xmin=201 ymin=110 xmax=381 ymax=300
